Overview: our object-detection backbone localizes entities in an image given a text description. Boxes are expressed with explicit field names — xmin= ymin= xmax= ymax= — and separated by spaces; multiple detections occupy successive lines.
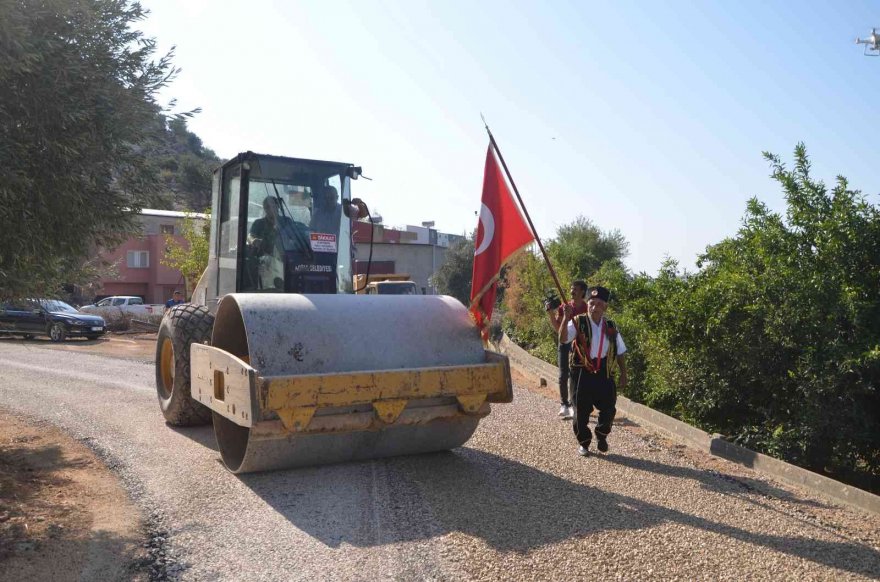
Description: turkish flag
xmin=469 ymin=146 xmax=535 ymax=340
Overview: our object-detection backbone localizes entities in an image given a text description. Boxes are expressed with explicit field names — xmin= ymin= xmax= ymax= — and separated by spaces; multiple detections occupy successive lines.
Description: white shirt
xmin=563 ymin=316 xmax=627 ymax=358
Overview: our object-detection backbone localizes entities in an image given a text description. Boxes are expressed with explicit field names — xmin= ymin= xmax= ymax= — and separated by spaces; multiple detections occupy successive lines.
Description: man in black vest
xmin=560 ymin=286 xmax=628 ymax=456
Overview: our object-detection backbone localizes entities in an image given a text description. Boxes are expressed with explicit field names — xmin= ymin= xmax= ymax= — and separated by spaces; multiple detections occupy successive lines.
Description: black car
xmin=0 ymin=299 xmax=107 ymax=342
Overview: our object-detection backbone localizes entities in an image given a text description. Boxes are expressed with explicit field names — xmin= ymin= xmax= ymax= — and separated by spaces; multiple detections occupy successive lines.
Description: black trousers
xmin=571 ymin=361 xmax=617 ymax=446
xmin=557 ymin=342 xmax=572 ymax=406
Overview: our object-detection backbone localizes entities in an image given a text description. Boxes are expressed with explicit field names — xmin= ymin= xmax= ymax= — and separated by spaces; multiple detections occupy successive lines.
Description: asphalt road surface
xmin=0 ymin=342 xmax=878 ymax=581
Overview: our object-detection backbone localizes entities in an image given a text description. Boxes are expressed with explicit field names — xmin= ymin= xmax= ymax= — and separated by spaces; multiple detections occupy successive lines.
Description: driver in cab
xmin=249 ymin=196 xmax=308 ymax=289
xmin=310 ymin=185 xmax=342 ymax=234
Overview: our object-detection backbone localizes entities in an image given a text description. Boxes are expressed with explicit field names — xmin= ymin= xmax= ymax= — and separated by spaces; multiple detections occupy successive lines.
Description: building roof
xmin=140 ymin=208 xmax=209 ymax=219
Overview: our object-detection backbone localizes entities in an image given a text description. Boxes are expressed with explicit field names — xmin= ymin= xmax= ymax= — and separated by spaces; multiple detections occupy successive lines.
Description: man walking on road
xmin=546 ymin=280 xmax=589 ymax=420
xmin=560 ymin=286 xmax=627 ymax=456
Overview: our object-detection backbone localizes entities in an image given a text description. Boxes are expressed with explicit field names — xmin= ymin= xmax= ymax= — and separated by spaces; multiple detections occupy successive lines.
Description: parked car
xmin=79 ymin=295 xmax=164 ymax=318
xmin=0 ymin=299 xmax=106 ymax=342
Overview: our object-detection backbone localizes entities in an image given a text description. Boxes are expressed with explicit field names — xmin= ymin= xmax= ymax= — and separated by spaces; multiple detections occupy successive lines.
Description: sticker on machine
xmin=309 ymin=233 xmax=337 ymax=253
xmin=293 ymin=264 xmax=332 ymax=273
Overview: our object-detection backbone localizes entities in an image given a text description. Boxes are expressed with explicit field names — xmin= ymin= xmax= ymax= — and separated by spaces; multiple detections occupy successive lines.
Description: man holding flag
xmin=470 ymin=122 xmax=629 ymax=458
xmin=560 ymin=286 xmax=628 ymax=455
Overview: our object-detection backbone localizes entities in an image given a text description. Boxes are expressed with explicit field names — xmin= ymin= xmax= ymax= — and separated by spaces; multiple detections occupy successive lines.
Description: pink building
xmin=94 ymin=209 xmax=207 ymax=303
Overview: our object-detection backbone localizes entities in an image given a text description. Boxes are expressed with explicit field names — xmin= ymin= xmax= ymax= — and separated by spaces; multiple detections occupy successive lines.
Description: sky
xmin=139 ymin=0 xmax=879 ymax=275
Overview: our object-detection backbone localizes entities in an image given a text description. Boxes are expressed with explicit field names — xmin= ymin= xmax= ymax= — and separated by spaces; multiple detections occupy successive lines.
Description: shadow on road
xmin=602 ymin=452 xmax=828 ymax=509
xmin=237 ymin=448 xmax=879 ymax=577
xmin=165 ymin=425 xmax=218 ymax=451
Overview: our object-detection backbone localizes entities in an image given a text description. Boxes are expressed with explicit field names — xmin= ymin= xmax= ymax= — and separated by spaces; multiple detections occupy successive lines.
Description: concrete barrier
xmin=496 ymin=334 xmax=880 ymax=516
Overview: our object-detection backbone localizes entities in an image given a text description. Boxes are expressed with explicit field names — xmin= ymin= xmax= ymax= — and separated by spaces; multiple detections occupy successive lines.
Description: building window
xmin=127 ymin=250 xmax=149 ymax=268
xmin=160 ymin=224 xmax=175 ymax=235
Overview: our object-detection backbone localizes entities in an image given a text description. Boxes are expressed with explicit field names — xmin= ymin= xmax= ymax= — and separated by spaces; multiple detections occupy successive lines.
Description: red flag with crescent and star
xmin=469 ymin=146 xmax=535 ymax=340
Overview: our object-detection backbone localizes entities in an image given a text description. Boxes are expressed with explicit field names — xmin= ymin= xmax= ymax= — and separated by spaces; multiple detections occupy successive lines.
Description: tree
xmin=0 ymin=0 xmax=180 ymax=300
xmin=614 ymin=144 xmax=880 ymax=492
xmin=156 ymin=118 xmax=220 ymax=210
xmin=687 ymin=143 xmax=880 ymax=487
xmin=161 ymin=210 xmax=210 ymax=298
xmin=432 ymin=236 xmax=475 ymax=306
xmin=546 ymin=216 xmax=629 ymax=282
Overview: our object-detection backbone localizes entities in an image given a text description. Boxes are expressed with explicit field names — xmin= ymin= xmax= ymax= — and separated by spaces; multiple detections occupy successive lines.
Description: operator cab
xmin=211 ymin=152 xmax=362 ymax=301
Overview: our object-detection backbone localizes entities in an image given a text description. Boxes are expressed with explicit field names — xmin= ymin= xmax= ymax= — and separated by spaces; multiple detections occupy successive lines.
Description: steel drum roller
xmin=198 ymin=294 xmax=509 ymax=473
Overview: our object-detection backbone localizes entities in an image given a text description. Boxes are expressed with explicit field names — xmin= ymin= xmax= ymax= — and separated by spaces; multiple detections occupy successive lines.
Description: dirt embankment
xmin=0 ymin=412 xmax=148 ymax=581
xmin=0 ymin=333 xmax=157 ymax=581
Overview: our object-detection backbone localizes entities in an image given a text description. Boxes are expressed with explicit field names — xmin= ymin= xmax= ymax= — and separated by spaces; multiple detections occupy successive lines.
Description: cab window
xmin=247 ymin=183 xmax=313 ymax=234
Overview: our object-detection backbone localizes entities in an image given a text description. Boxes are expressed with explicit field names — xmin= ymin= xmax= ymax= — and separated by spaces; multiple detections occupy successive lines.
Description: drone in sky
xmin=855 ymin=28 xmax=879 ymax=56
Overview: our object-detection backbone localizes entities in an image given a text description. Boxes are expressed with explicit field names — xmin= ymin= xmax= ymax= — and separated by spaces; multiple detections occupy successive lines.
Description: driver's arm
xmin=249 ymin=220 xmax=268 ymax=255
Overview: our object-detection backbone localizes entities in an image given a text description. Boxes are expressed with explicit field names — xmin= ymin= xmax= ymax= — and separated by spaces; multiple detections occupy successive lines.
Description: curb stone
xmin=495 ymin=334 xmax=880 ymax=516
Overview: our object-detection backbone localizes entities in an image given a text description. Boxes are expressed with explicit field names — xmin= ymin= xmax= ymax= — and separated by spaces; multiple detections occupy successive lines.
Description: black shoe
xmin=597 ymin=438 xmax=609 ymax=453
xmin=578 ymin=445 xmax=589 ymax=457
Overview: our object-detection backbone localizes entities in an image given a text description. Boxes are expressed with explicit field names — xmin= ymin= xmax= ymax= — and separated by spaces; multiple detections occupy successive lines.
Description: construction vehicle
xmin=353 ymin=273 xmax=419 ymax=295
xmin=155 ymin=152 xmax=512 ymax=473
xmin=366 ymin=280 xmax=418 ymax=295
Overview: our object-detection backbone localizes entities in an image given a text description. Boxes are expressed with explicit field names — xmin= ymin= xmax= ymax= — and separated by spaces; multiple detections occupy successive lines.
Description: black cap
xmin=588 ymin=286 xmax=610 ymax=302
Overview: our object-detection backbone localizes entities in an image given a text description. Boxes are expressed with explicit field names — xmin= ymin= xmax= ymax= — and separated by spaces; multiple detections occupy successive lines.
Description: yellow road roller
xmin=155 ymin=152 xmax=512 ymax=473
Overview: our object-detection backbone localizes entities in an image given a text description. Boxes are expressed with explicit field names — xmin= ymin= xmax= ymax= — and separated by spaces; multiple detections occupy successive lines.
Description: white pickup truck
xmin=79 ymin=296 xmax=165 ymax=317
